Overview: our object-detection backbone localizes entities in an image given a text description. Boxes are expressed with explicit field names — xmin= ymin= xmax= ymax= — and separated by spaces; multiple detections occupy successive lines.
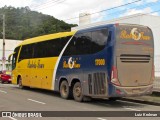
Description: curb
xmin=120 ymin=97 xmax=160 ymax=106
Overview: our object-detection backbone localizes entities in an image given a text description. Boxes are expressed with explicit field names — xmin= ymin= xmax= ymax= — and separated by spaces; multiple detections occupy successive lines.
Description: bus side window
xmin=14 ymin=47 xmax=19 ymax=63
xmin=92 ymin=29 xmax=108 ymax=46
xmin=63 ymin=29 xmax=109 ymax=56
xmin=63 ymin=36 xmax=77 ymax=56
xmin=19 ymin=44 xmax=34 ymax=61
xmin=12 ymin=54 xmax=16 ymax=70
xmin=76 ymin=32 xmax=92 ymax=55
xmin=91 ymin=29 xmax=108 ymax=53
xmin=12 ymin=46 xmax=20 ymax=69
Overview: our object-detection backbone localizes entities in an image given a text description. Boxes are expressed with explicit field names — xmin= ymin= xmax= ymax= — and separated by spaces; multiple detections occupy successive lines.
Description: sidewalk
xmin=121 ymin=92 xmax=160 ymax=106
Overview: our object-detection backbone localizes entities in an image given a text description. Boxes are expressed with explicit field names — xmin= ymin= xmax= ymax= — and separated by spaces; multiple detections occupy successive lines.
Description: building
xmin=0 ymin=39 xmax=22 ymax=70
xmin=72 ymin=13 xmax=160 ymax=76
xmin=79 ymin=13 xmax=91 ymax=26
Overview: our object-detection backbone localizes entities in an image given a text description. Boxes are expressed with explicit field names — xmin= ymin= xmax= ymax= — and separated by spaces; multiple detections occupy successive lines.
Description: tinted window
xmin=34 ymin=37 xmax=70 ymax=58
xmin=63 ymin=29 xmax=108 ymax=56
xmin=12 ymin=46 xmax=20 ymax=69
xmin=92 ymin=29 xmax=108 ymax=45
xmin=19 ymin=44 xmax=34 ymax=61
xmin=14 ymin=47 xmax=20 ymax=61
xmin=18 ymin=36 xmax=71 ymax=61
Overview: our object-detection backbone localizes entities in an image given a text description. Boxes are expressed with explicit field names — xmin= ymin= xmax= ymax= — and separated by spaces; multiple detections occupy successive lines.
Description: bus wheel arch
xmin=70 ymin=79 xmax=80 ymax=89
xmin=17 ymin=75 xmax=23 ymax=89
xmin=59 ymin=78 xmax=71 ymax=99
xmin=17 ymin=75 xmax=21 ymax=84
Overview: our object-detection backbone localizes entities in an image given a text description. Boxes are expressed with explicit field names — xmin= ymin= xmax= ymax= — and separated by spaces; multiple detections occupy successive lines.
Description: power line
xmin=29 ymin=0 xmax=160 ymax=28
xmin=96 ymin=1 xmax=160 ymax=20
xmin=92 ymin=0 xmax=142 ymax=15
xmin=63 ymin=0 xmax=142 ymax=21
xmin=113 ymin=9 xmax=160 ymax=22
xmin=30 ymin=0 xmax=61 ymax=8
xmin=36 ymin=0 xmax=66 ymax=11
xmin=31 ymin=0 xmax=66 ymax=11
xmin=30 ymin=0 xmax=59 ymax=8
xmin=63 ymin=1 xmax=160 ymax=27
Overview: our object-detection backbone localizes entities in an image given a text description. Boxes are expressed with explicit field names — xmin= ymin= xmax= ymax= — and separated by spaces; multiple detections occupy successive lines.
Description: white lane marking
xmin=97 ymin=118 xmax=107 ymax=120
xmin=8 ymin=116 xmax=18 ymax=120
xmin=0 ymin=84 xmax=18 ymax=87
xmin=0 ymin=90 xmax=7 ymax=93
xmin=124 ymin=107 xmax=141 ymax=111
xmin=28 ymin=99 xmax=46 ymax=105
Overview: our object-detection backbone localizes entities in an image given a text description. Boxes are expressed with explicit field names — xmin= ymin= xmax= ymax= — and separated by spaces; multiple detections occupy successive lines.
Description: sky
xmin=1 ymin=0 xmax=160 ymax=71
xmin=0 ymin=0 xmax=160 ymax=24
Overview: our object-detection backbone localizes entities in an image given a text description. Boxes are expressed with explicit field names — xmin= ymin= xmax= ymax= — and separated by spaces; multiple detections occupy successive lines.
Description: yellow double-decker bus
xmin=9 ymin=23 xmax=154 ymax=102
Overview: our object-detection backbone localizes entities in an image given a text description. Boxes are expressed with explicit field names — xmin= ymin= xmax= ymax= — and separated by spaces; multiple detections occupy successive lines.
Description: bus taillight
xmin=111 ymin=66 xmax=121 ymax=86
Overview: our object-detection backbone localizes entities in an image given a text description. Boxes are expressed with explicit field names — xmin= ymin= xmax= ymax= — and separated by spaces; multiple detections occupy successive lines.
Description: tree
xmin=0 ymin=6 xmax=77 ymax=40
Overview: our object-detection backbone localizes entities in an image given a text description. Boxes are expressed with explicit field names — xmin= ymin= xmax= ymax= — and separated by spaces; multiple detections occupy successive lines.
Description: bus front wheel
xmin=73 ymin=82 xmax=83 ymax=102
xmin=60 ymin=81 xmax=70 ymax=99
xmin=18 ymin=77 xmax=24 ymax=89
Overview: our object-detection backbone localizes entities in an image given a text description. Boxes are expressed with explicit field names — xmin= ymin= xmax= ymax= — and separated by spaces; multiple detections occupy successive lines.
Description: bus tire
xmin=18 ymin=77 xmax=24 ymax=89
xmin=60 ymin=81 xmax=70 ymax=99
xmin=108 ymin=97 xmax=119 ymax=101
xmin=73 ymin=82 xmax=83 ymax=102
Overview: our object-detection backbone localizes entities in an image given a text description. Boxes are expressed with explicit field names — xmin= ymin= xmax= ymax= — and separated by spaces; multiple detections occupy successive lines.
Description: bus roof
xmin=75 ymin=23 xmax=149 ymax=33
xmin=18 ymin=31 xmax=76 ymax=46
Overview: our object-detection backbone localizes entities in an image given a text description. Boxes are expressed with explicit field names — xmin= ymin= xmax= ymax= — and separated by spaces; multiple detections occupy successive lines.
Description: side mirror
xmin=8 ymin=52 xmax=15 ymax=63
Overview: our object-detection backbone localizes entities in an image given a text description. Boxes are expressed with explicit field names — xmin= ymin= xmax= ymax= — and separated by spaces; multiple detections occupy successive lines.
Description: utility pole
xmin=2 ymin=14 xmax=5 ymax=71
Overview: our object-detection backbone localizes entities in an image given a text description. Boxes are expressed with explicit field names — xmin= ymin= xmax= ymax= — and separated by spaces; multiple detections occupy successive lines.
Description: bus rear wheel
xmin=73 ymin=82 xmax=83 ymax=102
xmin=108 ymin=97 xmax=119 ymax=101
xmin=60 ymin=81 xmax=70 ymax=99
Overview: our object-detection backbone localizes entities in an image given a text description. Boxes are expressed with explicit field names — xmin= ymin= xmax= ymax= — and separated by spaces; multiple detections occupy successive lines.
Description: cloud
xmin=0 ymin=0 xmax=159 ymax=24
xmin=122 ymin=7 xmax=153 ymax=16
xmin=33 ymin=0 xmax=124 ymax=24
xmin=151 ymin=12 xmax=159 ymax=16
xmin=134 ymin=0 xmax=158 ymax=6
xmin=0 ymin=0 xmax=33 ymax=8
xmin=146 ymin=0 xmax=158 ymax=2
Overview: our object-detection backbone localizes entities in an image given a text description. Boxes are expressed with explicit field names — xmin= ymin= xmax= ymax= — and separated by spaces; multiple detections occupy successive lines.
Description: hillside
xmin=0 ymin=6 xmax=77 ymax=40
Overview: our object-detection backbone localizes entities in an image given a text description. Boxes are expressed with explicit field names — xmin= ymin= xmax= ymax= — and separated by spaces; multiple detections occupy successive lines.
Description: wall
xmin=0 ymin=39 xmax=22 ymax=70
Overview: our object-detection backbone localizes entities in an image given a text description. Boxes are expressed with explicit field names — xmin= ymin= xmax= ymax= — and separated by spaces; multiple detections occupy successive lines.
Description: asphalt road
xmin=0 ymin=83 xmax=160 ymax=120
